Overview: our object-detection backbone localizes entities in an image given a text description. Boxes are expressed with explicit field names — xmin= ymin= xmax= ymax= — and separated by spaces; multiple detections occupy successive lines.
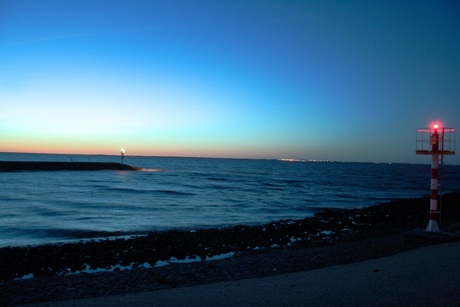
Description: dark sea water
xmin=1 ymin=153 xmax=459 ymax=247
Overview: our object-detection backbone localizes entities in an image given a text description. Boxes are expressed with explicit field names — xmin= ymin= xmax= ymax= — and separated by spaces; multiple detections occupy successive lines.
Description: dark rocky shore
xmin=0 ymin=161 xmax=140 ymax=171
xmin=1 ymin=193 xmax=459 ymax=305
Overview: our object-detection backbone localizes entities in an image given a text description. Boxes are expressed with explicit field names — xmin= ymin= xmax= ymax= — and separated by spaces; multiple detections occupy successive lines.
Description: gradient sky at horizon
xmin=1 ymin=0 xmax=459 ymax=163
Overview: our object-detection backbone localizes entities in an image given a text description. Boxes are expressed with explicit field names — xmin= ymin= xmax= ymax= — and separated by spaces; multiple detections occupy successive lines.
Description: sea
xmin=1 ymin=153 xmax=459 ymax=248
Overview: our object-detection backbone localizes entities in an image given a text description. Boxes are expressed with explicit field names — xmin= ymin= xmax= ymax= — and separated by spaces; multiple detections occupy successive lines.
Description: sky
xmin=1 ymin=0 xmax=459 ymax=164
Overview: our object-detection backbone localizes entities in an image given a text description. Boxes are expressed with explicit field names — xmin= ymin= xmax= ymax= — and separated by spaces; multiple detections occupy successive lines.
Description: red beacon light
xmin=416 ymin=124 xmax=455 ymax=155
xmin=415 ymin=122 xmax=456 ymax=233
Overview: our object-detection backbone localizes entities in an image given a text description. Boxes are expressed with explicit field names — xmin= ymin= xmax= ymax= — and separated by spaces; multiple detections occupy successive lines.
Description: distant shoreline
xmin=0 ymin=161 xmax=141 ymax=171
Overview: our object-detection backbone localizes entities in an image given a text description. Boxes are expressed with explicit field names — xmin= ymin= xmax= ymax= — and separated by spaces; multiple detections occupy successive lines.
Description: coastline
xmin=1 ymin=193 xmax=459 ymax=305
xmin=0 ymin=161 xmax=141 ymax=171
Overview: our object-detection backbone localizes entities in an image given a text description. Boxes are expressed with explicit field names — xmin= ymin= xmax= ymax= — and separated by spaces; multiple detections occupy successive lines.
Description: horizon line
xmin=0 ymin=151 xmax=441 ymax=165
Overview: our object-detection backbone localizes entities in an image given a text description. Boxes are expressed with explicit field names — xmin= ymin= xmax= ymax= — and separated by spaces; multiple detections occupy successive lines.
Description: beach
xmin=1 ymin=193 xmax=459 ymax=305
xmin=39 ymin=240 xmax=460 ymax=306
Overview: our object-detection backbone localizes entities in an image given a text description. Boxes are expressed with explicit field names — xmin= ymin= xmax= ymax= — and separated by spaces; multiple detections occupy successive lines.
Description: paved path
xmin=37 ymin=241 xmax=460 ymax=306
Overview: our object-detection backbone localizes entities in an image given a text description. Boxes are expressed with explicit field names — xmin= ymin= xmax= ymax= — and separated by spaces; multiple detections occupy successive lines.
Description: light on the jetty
xmin=415 ymin=123 xmax=456 ymax=233
xmin=120 ymin=148 xmax=125 ymax=164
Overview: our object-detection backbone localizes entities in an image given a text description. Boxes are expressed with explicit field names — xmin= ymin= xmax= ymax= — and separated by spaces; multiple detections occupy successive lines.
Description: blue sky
xmin=1 ymin=0 xmax=459 ymax=163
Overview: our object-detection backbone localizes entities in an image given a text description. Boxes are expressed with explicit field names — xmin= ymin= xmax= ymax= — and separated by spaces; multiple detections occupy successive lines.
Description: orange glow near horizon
xmin=0 ymin=138 xmax=281 ymax=159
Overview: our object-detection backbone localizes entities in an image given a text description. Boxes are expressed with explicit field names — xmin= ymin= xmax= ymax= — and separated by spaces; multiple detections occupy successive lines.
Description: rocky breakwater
xmin=0 ymin=161 xmax=141 ymax=171
xmin=1 ymin=193 xmax=459 ymax=281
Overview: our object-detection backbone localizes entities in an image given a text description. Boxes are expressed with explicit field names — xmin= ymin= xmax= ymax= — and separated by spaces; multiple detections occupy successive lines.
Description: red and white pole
xmin=426 ymin=127 xmax=440 ymax=232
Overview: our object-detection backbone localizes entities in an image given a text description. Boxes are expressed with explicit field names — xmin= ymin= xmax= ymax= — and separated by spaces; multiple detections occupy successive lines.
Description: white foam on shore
xmin=59 ymin=262 xmax=145 ymax=275
xmin=11 ymin=251 xmax=237 ymax=280
xmin=207 ymin=251 xmax=236 ymax=261
xmin=154 ymin=252 xmax=236 ymax=267
xmin=14 ymin=273 xmax=34 ymax=281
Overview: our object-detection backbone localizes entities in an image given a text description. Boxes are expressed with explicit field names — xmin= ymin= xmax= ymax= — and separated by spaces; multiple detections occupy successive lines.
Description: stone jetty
xmin=0 ymin=161 xmax=141 ymax=171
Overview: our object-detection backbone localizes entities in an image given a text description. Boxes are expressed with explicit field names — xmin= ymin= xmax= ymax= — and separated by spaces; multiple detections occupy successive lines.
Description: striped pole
xmin=426 ymin=128 xmax=440 ymax=232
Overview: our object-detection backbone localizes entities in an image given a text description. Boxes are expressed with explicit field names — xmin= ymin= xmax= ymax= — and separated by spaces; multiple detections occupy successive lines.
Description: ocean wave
xmin=0 ymin=226 xmax=151 ymax=248
xmin=103 ymin=186 xmax=195 ymax=196
xmin=155 ymin=189 xmax=196 ymax=196
xmin=139 ymin=168 xmax=162 ymax=172
xmin=104 ymin=187 xmax=153 ymax=194
xmin=33 ymin=228 xmax=146 ymax=240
